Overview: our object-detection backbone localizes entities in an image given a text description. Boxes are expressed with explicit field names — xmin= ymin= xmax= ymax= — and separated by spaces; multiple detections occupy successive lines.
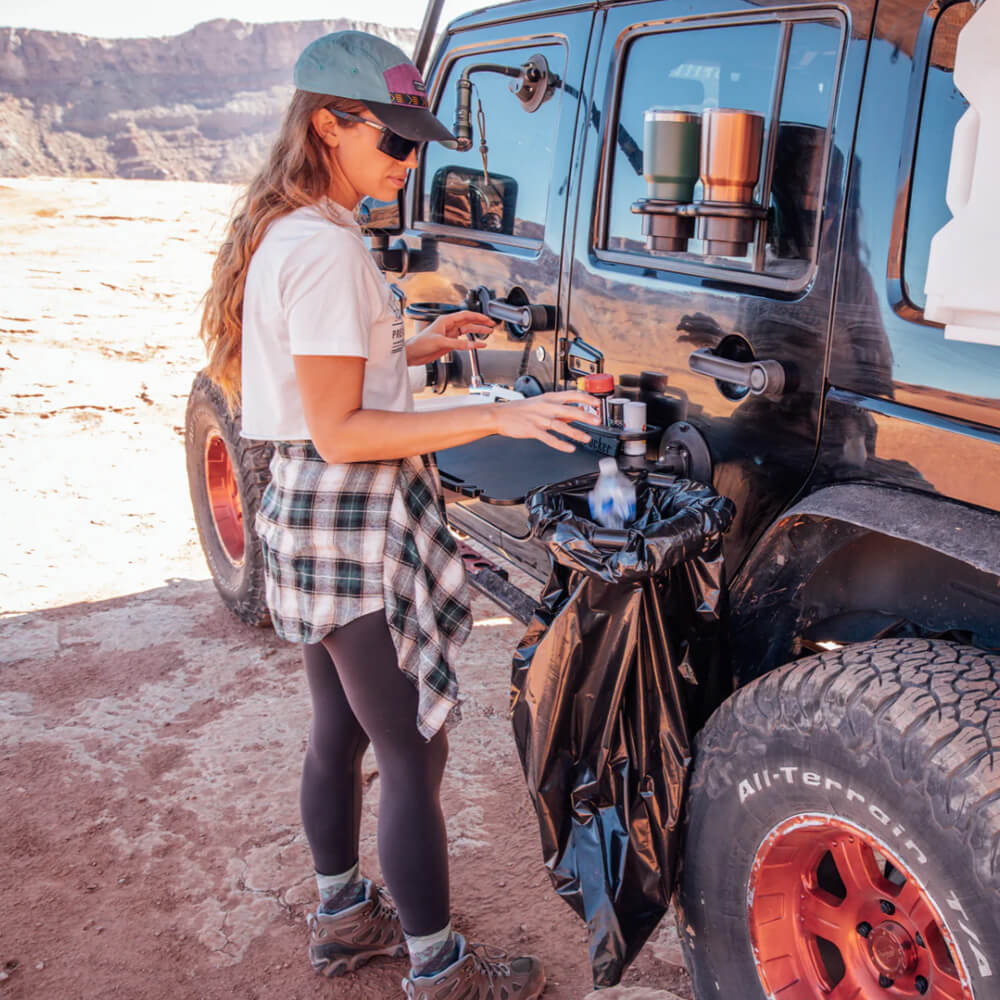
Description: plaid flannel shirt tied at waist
xmin=254 ymin=442 xmax=472 ymax=740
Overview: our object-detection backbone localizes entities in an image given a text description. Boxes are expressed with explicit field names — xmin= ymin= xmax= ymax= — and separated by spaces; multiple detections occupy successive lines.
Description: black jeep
xmin=185 ymin=0 xmax=1000 ymax=995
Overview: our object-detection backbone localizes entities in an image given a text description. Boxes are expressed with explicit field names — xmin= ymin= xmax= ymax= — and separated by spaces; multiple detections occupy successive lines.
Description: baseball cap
xmin=293 ymin=30 xmax=455 ymax=144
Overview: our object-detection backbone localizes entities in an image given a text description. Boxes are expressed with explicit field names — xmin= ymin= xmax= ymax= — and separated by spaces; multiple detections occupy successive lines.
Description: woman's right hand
xmin=494 ymin=390 xmax=602 ymax=453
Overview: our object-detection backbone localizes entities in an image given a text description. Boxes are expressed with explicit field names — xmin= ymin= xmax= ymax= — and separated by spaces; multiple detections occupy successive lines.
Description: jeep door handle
xmin=688 ymin=348 xmax=786 ymax=398
xmin=483 ymin=298 xmax=548 ymax=329
xmin=466 ymin=286 xmax=554 ymax=332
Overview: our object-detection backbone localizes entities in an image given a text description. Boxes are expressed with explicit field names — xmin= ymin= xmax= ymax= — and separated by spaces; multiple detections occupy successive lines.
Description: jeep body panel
xmin=729 ymin=482 xmax=1000 ymax=681
xmin=400 ymin=0 xmax=1000 ymax=653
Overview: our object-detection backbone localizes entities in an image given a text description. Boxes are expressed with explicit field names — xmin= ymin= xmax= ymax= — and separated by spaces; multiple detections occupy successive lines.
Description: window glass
xmin=766 ymin=21 xmax=841 ymax=267
xmin=422 ymin=44 xmax=564 ymax=240
xmin=903 ymin=1 xmax=973 ymax=311
xmin=607 ymin=23 xmax=782 ymax=260
xmin=606 ymin=20 xmax=839 ymax=278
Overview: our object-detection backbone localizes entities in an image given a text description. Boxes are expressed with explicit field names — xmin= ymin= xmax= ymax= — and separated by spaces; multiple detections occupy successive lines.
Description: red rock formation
xmin=0 ymin=18 xmax=418 ymax=180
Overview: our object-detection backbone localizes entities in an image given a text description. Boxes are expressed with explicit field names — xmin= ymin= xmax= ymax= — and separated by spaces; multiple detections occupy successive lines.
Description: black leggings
xmin=300 ymin=609 xmax=450 ymax=936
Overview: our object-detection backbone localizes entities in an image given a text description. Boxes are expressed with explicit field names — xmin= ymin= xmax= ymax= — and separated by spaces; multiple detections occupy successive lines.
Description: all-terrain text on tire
xmin=185 ymin=372 xmax=272 ymax=626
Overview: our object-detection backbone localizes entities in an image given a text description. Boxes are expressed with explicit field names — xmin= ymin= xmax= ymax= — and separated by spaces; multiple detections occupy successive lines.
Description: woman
xmin=199 ymin=29 xmax=599 ymax=1000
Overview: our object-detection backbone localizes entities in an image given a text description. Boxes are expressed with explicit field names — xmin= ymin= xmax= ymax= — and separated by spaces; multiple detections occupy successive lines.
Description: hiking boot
xmin=401 ymin=933 xmax=545 ymax=999
xmin=307 ymin=877 xmax=407 ymax=977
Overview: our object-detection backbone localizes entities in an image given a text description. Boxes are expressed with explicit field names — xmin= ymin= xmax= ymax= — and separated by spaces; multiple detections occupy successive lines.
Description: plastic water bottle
xmin=588 ymin=458 xmax=636 ymax=529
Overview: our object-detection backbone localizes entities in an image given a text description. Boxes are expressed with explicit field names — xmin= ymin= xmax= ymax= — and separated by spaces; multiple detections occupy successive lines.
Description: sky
xmin=0 ymin=0 xmax=484 ymax=37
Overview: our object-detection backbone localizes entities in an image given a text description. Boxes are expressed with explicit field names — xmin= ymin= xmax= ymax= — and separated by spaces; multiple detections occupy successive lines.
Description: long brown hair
xmin=199 ymin=90 xmax=367 ymax=408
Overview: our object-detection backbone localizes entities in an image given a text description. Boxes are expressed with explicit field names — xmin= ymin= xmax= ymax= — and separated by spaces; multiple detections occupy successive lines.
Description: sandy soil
xmin=0 ymin=177 xmax=692 ymax=1000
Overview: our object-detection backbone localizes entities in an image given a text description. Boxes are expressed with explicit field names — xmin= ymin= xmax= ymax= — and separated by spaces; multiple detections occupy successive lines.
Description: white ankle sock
xmin=315 ymin=862 xmax=365 ymax=911
xmin=407 ymin=923 xmax=459 ymax=977
xmin=316 ymin=861 xmax=359 ymax=894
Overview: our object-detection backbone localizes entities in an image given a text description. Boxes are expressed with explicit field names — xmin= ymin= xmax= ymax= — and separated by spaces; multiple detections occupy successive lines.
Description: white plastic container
xmin=924 ymin=0 xmax=1000 ymax=346
xmin=622 ymin=400 xmax=647 ymax=456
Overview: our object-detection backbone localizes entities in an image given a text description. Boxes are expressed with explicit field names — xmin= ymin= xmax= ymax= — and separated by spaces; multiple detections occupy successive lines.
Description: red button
xmin=583 ymin=373 xmax=615 ymax=395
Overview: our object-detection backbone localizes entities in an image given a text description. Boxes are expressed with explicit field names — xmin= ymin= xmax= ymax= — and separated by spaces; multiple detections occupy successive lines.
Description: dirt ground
xmin=0 ymin=177 xmax=693 ymax=1000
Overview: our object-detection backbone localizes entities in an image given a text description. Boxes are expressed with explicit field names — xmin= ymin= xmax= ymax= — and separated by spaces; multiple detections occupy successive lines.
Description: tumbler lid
xmin=644 ymin=108 xmax=702 ymax=124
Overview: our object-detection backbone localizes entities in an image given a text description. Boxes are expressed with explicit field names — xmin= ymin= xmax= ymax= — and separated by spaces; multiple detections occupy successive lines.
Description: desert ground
xmin=0 ymin=177 xmax=692 ymax=1000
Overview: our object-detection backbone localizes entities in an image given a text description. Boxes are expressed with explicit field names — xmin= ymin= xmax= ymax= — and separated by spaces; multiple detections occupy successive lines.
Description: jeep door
xmin=397 ymin=5 xmax=597 ymax=572
xmin=565 ymin=0 xmax=874 ymax=567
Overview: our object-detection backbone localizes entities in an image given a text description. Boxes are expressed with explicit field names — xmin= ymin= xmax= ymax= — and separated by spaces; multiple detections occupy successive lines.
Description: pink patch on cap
xmin=383 ymin=62 xmax=426 ymax=97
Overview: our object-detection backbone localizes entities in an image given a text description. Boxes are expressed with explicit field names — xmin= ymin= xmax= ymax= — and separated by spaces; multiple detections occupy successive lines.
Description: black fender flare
xmin=729 ymin=483 xmax=1000 ymax=682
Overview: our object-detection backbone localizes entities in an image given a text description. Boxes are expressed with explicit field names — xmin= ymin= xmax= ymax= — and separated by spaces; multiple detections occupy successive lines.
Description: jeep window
xmin=602 ymin=16 xmax=842 ymax=283
xmin=902 ymin=0 xmax=974 ymax=314
xmin=420 ymin=43 xmax=565 ymax=243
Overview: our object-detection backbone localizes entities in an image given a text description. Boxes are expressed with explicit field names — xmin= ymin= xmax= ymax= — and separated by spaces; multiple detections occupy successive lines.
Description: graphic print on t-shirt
xmin=390 ymin=294 xmax=405 ymax=355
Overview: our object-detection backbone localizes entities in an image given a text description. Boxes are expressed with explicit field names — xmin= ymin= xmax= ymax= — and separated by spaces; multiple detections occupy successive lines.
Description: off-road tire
xmin=185 ymin=372 xmax=273 ymax=627
xmin=679 ymin=638 xmax=1000 ymax=999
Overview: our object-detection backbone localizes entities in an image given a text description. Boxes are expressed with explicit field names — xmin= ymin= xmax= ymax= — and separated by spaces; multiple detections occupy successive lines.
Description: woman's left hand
xmin=405 ymin=310 xmax=498 ymax=367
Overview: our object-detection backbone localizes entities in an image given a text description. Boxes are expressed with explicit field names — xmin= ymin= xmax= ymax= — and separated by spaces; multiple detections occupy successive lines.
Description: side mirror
xmin=356 ymin=192 xmax=404 ymax=236
xmin=429 ymin=166 xmax=518 ymax=235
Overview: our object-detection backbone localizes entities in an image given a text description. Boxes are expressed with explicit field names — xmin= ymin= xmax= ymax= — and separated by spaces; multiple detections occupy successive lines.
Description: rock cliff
xmin=0 ymin=19 xmax=417 ymax=181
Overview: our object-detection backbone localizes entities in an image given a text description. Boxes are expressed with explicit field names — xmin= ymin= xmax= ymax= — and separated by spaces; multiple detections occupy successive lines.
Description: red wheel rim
xmin=204 ymin=434 xmax=245 ymax=564
xmin=748 ymin=814 xmax=974 ymax=1000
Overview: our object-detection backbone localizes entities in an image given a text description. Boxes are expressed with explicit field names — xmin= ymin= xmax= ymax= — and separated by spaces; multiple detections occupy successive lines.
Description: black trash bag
xmin=510 ymin=471 xmax=735 ymax=989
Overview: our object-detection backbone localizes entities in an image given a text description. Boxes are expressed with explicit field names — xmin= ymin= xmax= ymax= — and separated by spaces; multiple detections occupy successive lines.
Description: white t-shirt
xmin=240 ymin=200 xmax=413 ymax=441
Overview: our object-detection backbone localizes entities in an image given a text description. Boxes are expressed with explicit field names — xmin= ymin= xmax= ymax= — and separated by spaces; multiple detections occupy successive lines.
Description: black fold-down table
xmin=435 ymin=436 xmax=605 ymax=505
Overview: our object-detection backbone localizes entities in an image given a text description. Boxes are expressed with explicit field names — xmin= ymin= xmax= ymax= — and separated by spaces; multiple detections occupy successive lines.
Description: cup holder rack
xmin=631 ymin=198 xmax=768 ymax=257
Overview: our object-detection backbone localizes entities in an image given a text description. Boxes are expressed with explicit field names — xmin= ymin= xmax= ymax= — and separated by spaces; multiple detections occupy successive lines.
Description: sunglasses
xmin=325 ymin=107 xmax=425 ymax=162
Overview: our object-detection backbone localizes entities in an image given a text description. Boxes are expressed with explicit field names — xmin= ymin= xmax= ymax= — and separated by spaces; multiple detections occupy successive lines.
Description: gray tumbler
xmin=641 ymin=108 xmax=701 ymax=252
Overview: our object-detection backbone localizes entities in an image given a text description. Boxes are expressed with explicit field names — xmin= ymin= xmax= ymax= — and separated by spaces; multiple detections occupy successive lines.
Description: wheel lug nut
xmin=857 ymin=921 xmax=872 ymax=938
xmin=878 ymin=974 xmax=894 ymax=988
xmin=915 ymin=976 xmax=929 ymax=995
xmin=880 ymin=899 xmax=896 ymax=915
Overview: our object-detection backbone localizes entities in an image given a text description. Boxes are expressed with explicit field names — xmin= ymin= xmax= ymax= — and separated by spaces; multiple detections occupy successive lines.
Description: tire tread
xmin=185 ymin=372 xmax=273 ymax=627
xmin=691 ymin=638 xmax=1000 ymax=889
